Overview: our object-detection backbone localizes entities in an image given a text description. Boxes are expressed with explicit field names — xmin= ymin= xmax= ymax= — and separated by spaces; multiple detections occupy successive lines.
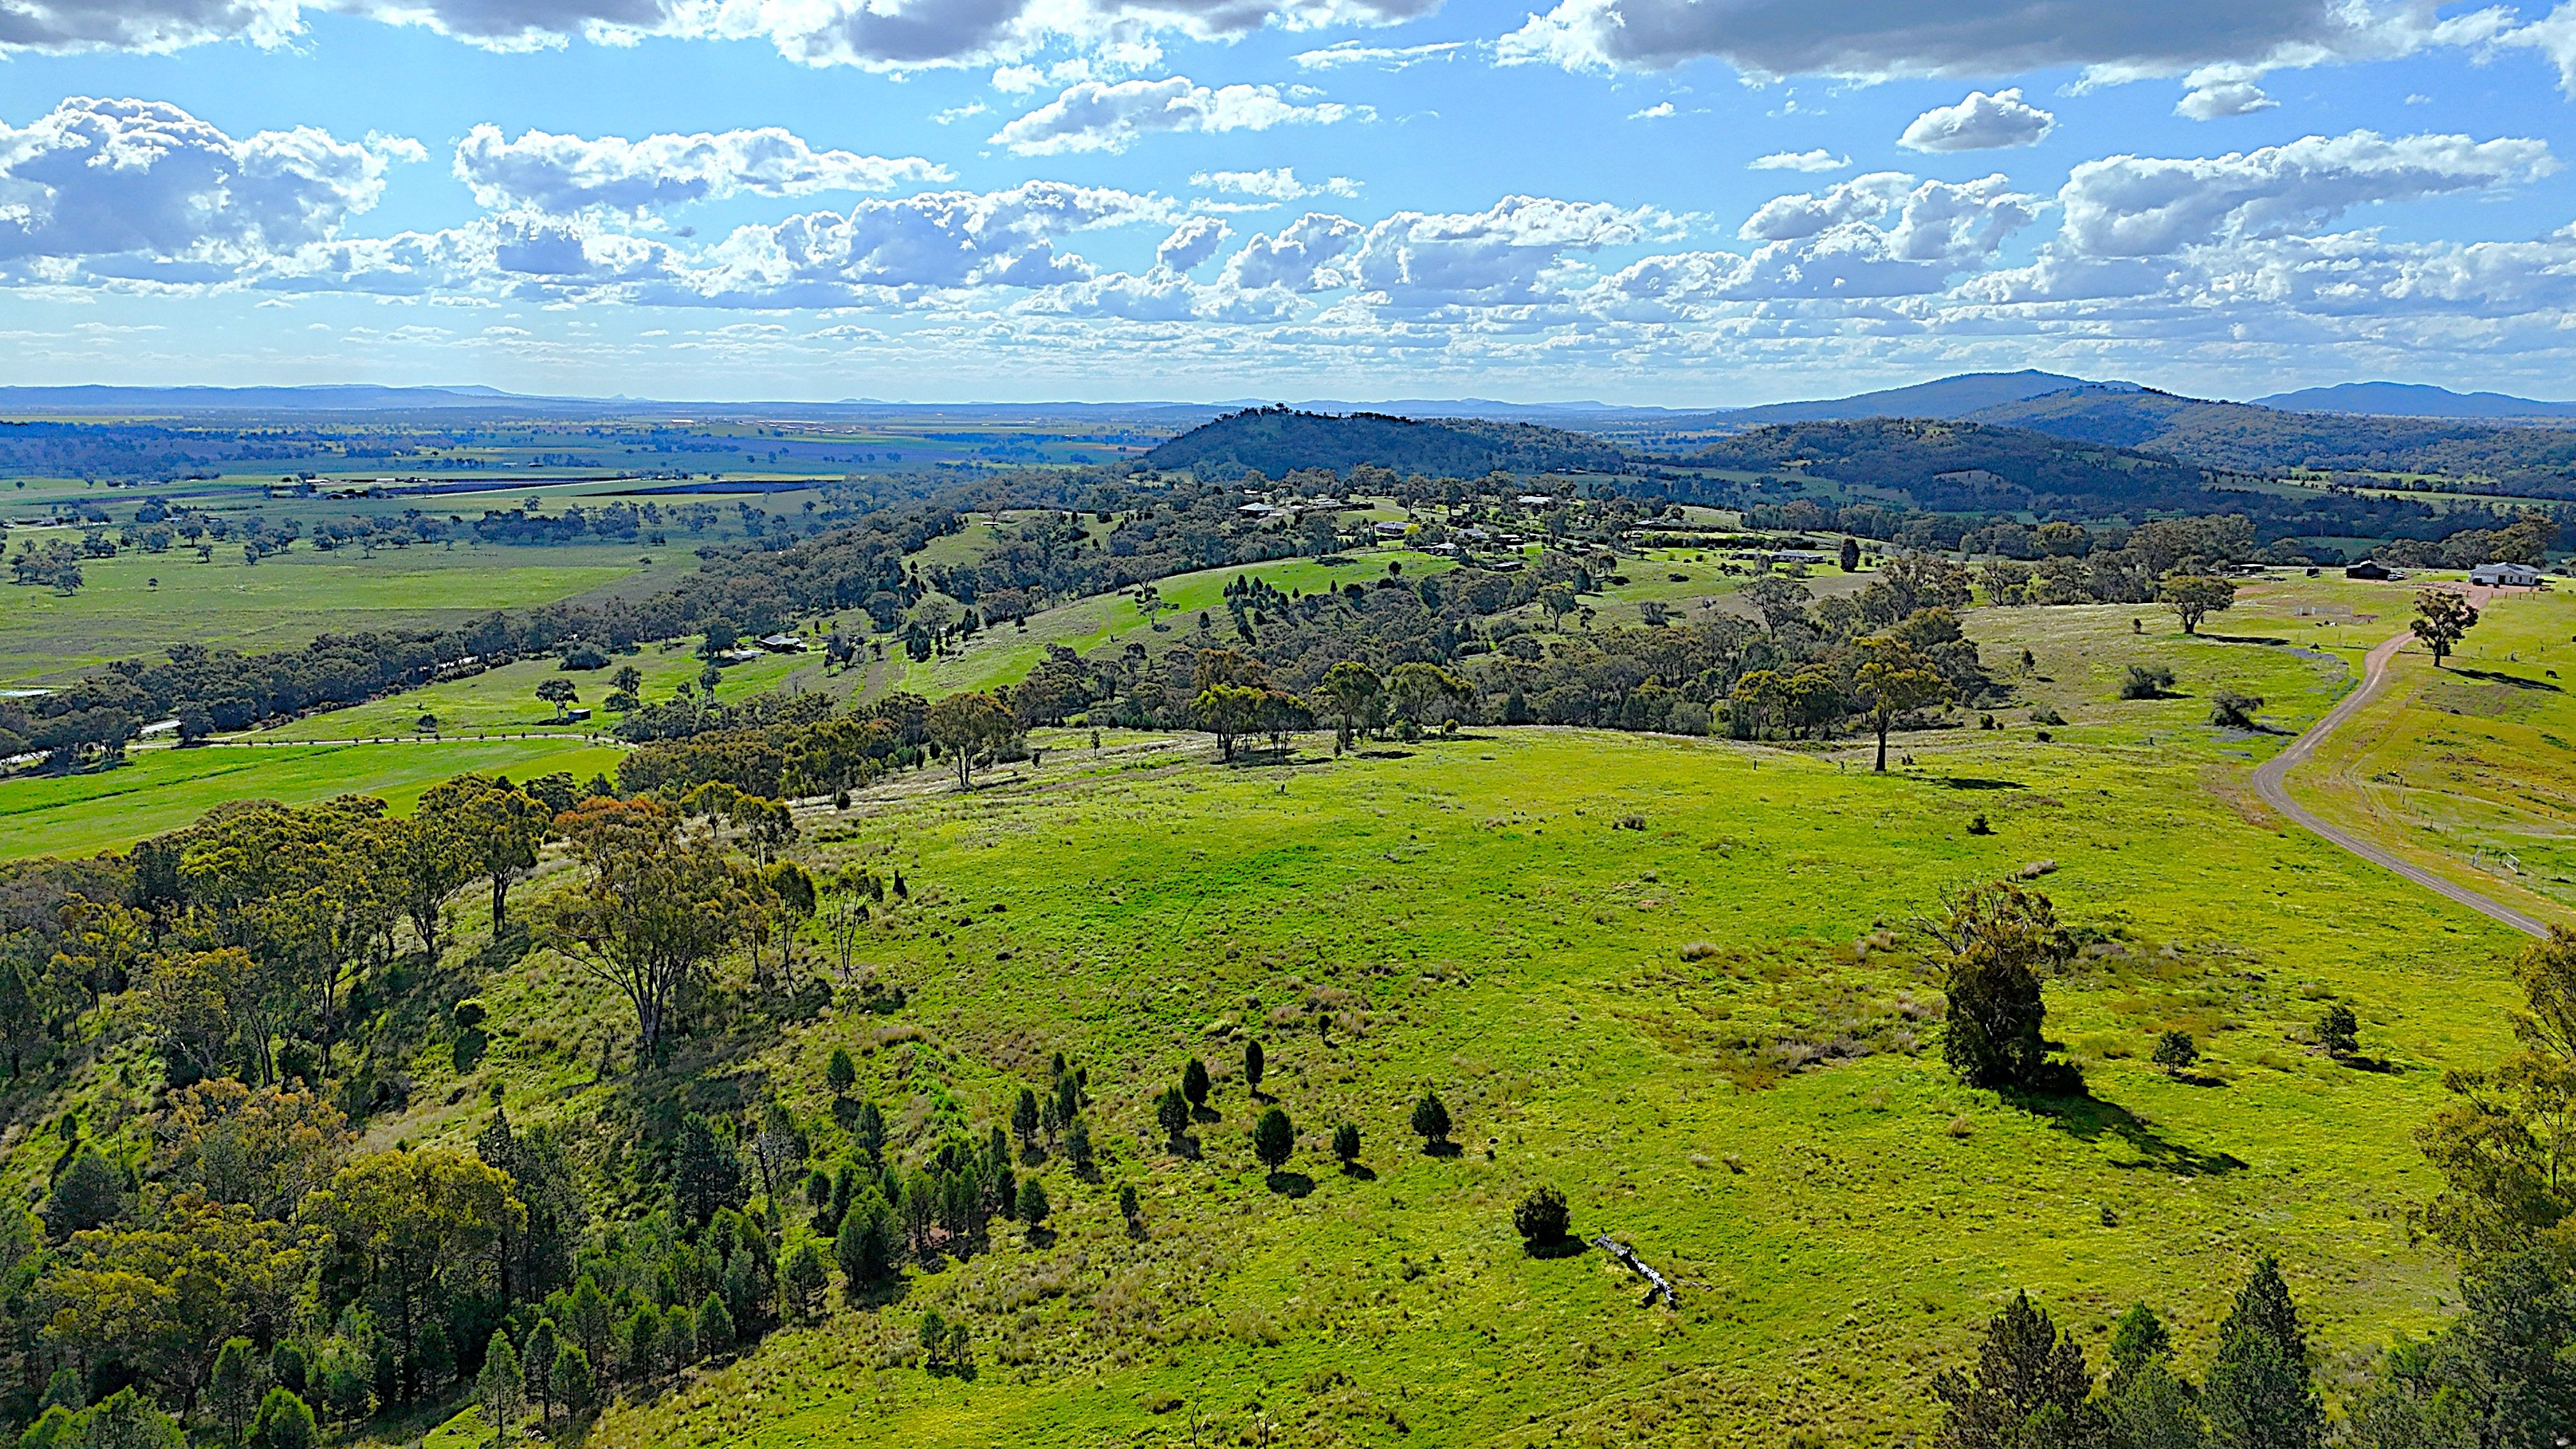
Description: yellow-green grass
xmin=249 ymin=641 xmax=822 ymax=742
xmin=507 ymin=716 xmax=2522 ymax=1449
xmin=0 ymin=739 xmax=623 ymax=860
xmin=0 ymin=530 xmax=667 ymax=684
xmin=2269 ymin=580 xmax=2576 ymax=923
xmin=881 ymin=549 xmax=1459 ymax=700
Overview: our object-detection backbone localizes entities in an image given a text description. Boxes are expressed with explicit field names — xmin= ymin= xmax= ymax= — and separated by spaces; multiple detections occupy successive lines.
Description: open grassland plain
xmin=0 ymin=738 xmax=623 ymax=859
xmin=2264 ymin=578 xmax=2576 ymax=924
xmin=305 ymin=623 xmax=2532 ymax=1447
xmin=0 ymin=530 xmax=669 ymax=683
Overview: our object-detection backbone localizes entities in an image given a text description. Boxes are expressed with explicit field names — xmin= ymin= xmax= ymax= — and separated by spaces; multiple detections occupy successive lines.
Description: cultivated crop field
xmin=276 ymin=591 xmax=2540 ymax=1448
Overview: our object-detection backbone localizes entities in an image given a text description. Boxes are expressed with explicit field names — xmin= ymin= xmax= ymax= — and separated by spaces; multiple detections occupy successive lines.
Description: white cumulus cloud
xmin=0 ymin=96 xmax=390 ymax=277
xmin=2175 ymin=78 xmax=2280 ymax=118
xmin=1899 ymin=88 xmax=2055 ymax=151
xmin=1751 ymin=149 xmax=1849 ymax=171
xmin=2059 ymin=129 xmax=2558 ymax=258
xmin=1191 ymin=167 xmax=1363 ymax=201
xmin=1156 ymin=215 xmax=1232 ymax=270
xmin=452 ymin=125 xmax=951 ymax=214
xmin=992 ymin=75 xmax=1363 ymax=155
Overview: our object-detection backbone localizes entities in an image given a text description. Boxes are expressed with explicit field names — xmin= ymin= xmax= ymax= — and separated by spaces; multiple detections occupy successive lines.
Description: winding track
xmin=2250 ymin=625 xmax=2549 ymax=939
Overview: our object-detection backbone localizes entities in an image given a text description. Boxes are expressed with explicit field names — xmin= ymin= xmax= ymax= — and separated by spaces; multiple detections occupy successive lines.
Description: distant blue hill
xmin=1712 ymin=370 xmax=2138 ymax=424
xmin=2252 ymin=381 xmax=2576 ymax=419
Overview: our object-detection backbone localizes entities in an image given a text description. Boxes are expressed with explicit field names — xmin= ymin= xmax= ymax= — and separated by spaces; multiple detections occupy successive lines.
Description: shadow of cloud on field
xmin=2201 ymin=633 xmax=2291 ymax=647
xmin=1936 ymin=776 xmax=2023 ymax=791
xmin=2003 ymin=1082 xmax=2248 ymax=1177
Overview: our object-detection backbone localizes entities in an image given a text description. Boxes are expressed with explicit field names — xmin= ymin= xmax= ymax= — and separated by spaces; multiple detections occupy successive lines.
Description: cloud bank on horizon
xmin=0 ymin=0 xmax=2572 ymax=403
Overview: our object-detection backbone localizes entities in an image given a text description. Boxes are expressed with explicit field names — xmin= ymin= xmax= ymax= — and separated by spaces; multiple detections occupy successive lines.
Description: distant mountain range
xmin=2 ymin=374 xmax=2572 ymax=439
xmin=1697 ymin=371 xmax=2142 ymax=424
xmin=2251 ymin=381 xmax=2576 ymax=419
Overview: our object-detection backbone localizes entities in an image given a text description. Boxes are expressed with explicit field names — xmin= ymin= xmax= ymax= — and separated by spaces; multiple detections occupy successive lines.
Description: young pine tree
xmin=1011 ymin=1088 xmax=1041 ymax=1152
xmin=1181 ymin=1057 xmax=1211 ymax=1111
xmin=1154 ymin=1086 xmax=1191 ymax=1149
xmin=1410 ymin=1091 xmax=1452 ymax=1151
xmin=1252 ymin=1107 xmax=1295 ymax=1176
xmin=1243 ymin=1039 xmax=1265 ymax=1099
xmin=783 ymin=1241 xmax=827 ymax=1320
xmin=247 ymin=1390 xmax=317 ymax=1449
xmin=549 ymin=1343 xmax=594 ymax=1419
xmin=475 ymin=1331 xmax=525 ymax=1441
xmin=211 ymin=1338 xmax=266 ymax=1448
xmin=696 ymin=1292 xmax=735 ymax=1358
xmin=522 ymin=1321 xmax=557 ymax=1425
xmin=1931 ymin=1292 xmax=2104 ymax=1449
xmin=2103 ymin=1304 xmax=2204 ymax=1449
xmin=2203 ymin=1257 xmax=2322 ymax=1449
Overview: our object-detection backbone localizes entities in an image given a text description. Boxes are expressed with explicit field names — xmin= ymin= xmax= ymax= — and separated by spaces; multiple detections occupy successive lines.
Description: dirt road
xmin=2250 ymin=624 xmax=2549 ymax=939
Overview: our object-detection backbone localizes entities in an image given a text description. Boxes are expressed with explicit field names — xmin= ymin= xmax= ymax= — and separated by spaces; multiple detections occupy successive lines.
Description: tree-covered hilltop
xmin=1141 ymin=406 xmax=1627 ymax=479
xmin=1677 ymin=417 xmax=2564 ymax=546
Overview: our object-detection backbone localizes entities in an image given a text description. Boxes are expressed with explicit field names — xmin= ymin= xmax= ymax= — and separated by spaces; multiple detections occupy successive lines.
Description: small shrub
xmin=2210 ymin=692 xmax=2264 ymax=729
xmin=2317 ymin=1003 xmax=2359 ymax=1059
xmin=1512 ymin=1185 xmax=1571 ymax=1249
xmin=1331 ymin=1122 xmax=1361 ymax=1169
xmin=1678 ymin=940 xmax=1720 ymax=961
xmin=2152 ymin=1030 xmax=2198 ymax=1076
xmin=2119 ymin=664 xmax=2175 ymax=700
xmin=1410 ymin=1091 xmax=1452 ymax=1151
xmin=1251 ymin=1107 xmax=1294 ymax=1173
xmin=1966 ymin=813 xmax=1993 ymax=836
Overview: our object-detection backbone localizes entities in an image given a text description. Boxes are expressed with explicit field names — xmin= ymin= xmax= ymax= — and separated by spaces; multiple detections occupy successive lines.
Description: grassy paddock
xmin=342 ymin=645 xmax=2521 ymax=1448
xmin=0 ymin=739 xmax=624 ymax=859
xmin=249 ymin=641 xmax=822 ymax=742
xmin=0 ymin=531 xmax=665 ymax=683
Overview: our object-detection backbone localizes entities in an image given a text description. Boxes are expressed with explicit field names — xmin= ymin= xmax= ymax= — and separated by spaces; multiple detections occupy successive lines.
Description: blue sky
xmin=0 ymin=1 xmax=2571 ymax=405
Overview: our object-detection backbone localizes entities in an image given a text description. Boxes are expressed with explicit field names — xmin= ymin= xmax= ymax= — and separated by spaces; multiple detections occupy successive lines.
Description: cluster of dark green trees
xmin=1938 ymin=1260 xmax=2324 ymax=1448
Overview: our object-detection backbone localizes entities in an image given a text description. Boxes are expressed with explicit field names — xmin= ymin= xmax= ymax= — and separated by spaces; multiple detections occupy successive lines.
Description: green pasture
xmin=0 ymin=528 xmax=664 ymax=683
xmin=0 ymin=739 xmax=624 ymax=860
xmin=518 ymin=704 xmax=2524 ymax=1448
xmin=249 ymin=640 xmax=822 ymax=742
